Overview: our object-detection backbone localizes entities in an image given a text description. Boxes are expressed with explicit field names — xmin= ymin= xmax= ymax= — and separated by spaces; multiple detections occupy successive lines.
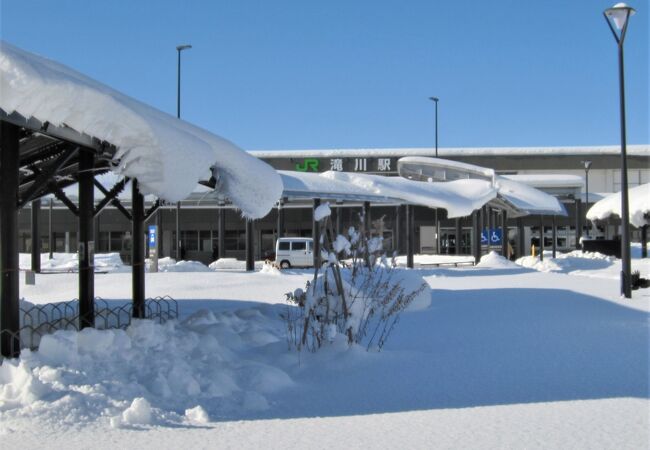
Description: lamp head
xmin=429 ymin=97 xmax=439 ymax=102
xmin=582 ymin=160 xmax=593 ymax=171
xmin=176 ymin=44 xmax=192 ymax=51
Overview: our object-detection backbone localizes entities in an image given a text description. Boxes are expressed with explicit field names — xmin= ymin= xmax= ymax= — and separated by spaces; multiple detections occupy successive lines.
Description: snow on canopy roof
xmin=586 ymin=183 xmax=650 ymax=228
xmin=248 ymin=144 xmax=650 ymax=159
xmin=279 ymin=171 xmax=398 ymax=203
xmin=501 ymin=174 xmax=584 ymax=189
xmin=395 ymin=156 xmax=567 ymax=217
xmin=321 ymin=171 xmax=497 ymax=218
xmin=0 ymin=41 xmax=282 ymax=218
xmin=495 ymin=177 xmax=567 ymax=217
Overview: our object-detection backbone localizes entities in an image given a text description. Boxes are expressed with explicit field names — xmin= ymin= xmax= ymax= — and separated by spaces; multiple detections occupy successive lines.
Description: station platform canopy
xmin=0 ymin=40 xmax=281 ymax=218
xmin=397 ymin=157 xmax=567 ymax=217
xmin=587 ymin=183 xmax=650 ymax=228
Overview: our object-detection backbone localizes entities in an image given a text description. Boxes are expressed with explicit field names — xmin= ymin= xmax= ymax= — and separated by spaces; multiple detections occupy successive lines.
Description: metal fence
xmin=1 ymin=296 xmax=178 ymax=356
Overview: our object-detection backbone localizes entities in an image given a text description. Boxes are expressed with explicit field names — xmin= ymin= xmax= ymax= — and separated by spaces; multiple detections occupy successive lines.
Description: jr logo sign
xmin=295 ymin=158 xmax=320 ymax=172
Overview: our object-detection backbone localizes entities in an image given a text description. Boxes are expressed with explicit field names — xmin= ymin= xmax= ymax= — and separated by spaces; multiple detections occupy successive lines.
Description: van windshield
xmin=292 ymin=241 xmax=306 ymax=250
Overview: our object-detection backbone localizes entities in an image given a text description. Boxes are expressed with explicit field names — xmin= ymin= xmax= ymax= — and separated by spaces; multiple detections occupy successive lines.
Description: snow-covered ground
xmin=2 ymin=250 xmax=649 ymax=449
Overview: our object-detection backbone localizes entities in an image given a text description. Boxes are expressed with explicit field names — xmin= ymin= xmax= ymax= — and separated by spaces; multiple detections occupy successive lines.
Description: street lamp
xmin=429 ymin=97 xmax=439 ymax=157
xmin=582 ymin=160 xmax=593 ymax=238
xmin=176 ymin=44 xmax=192 ymax=119
xmin=603 ymin=3 xmax=635 ymax=298
xmin=175 ymin=44 xmax=191 ymax=260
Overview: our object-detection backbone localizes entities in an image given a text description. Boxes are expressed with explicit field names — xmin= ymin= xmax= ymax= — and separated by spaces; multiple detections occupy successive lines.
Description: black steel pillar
xmin=78 ymin=149 xmax=95 ymax=329
xmin=617 ymin=43 xmax=632 ymax=298
xmin=313 ymin=198 xmax=321 ymax=268
xmin=575 ymin=198 xmax=582 ymax=250
xmin=406 ymin=205 xmax=414 ymax=268
xmin=552 ymin=216 xmax=557 ymax=259
xmin=245 ymin=219 xmax=254 ymax=271
xmin=31 ymin=199 xmax=41 ymax=273
xmin=336 ymin=201 xmax=343 ymax=236
xmin=455 ymin=218 xmax=462 ymax=255
xmin=539 ymin=215 xmax=544 ymax=261
xmin=517 ymin=217 xmax=525 ymax=258
xmin=472 ymin=210 xmax=481 ymax=263
xmin=277 ymin=199 xmax=285 ymax=240
xmin=218 ymin=204 xmax=226 ymax=259
xmin=1 ymin=121 xmax=21 ymax=358
xmin=501 ymin=210 xmax=508 ymax=257
xmin=395 ymin=205 xmax=402 ymax=254
xmin=176 ymin=201 xmax=182 ymax=260
xmin=363 ymin=201 xmax=371 ymax=237
xmin=157 ymin=208 xmax=164 ymax=257
xmin=434 ymin=209 xmax=440 ymax=254
xmin=641 ymin=225 xmax=647 ymax=258
xmin=132 ymin=179 xmax=145 ymax=319
xmin=49 ymin=198 xmax=54 ymax=259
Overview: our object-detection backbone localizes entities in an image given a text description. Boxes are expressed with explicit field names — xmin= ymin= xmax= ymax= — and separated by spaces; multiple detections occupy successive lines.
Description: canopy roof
xmin=0 ymin=41 xmax=281 ymax=218
xmin=586 ymin=183 xmax=650 ymax=228
xmin=397 ymin=157 xmax=567 ymax=217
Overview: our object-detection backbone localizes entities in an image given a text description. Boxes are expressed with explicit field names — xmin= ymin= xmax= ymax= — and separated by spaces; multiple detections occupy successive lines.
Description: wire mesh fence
xmin=2 ymin=296 xmax=178 ymax=356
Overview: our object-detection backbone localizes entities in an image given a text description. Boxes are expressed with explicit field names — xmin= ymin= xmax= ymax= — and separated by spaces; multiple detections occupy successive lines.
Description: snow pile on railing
xmin=0 ymin=41 xmax=281 ymax=218
xmin=586 ymin=183 xmax=650 ymax=228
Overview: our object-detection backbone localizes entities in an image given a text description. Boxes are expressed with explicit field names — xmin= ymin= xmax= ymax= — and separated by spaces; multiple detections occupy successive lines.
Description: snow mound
xmin=515 ymin=250 xmax=617 ymax=274
xmin=260 ymin=262 xmax=282 ymax=275
xmin=184 ymin=405 xmax=210 ymax=424
xmin=476 ymin=251 xmax=521 ymax=269
xmin=156 ymin=259 xmax=211 ymax=273
xmin=209 ymin=258 xmax=264 ymax=271
xmin=19 ymin=252 xmax=127 ymax=273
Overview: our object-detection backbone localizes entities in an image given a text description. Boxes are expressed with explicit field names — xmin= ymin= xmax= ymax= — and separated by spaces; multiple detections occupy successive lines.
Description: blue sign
xmin=481 ymin=229 xmax=503 ymax=245
xmin=148 ymin=225 xmax=157 ymax=246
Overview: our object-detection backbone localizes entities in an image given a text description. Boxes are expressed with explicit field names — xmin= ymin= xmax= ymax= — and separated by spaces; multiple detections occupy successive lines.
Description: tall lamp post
xmin=175 ymin=44 xmax=192 ymax=260
xmin=429 ymin=96 xmax=440 ymax=253
xmin=603 ymin=3 xmax=635 ymax=298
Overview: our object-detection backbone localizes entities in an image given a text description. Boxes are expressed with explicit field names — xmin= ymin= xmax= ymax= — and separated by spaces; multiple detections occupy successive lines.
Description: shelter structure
xmin=587 ymin=183 xmax=650 ymax=257
xmin=0 ymin=41 xmax=281 ymax=357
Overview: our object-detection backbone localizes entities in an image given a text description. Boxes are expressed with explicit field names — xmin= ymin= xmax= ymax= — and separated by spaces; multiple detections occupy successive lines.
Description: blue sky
xmin=1 ymin=0 xmax=648 ymax=150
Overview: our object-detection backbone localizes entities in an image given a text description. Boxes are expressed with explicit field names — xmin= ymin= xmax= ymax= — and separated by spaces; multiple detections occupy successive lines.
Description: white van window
xmin=278 ymin=241 xmax=290 ymax=251
xmin=292 ymin=241 xmax=306 ymax=250
xmin=307 ymin=241 xmax=313 ymax=251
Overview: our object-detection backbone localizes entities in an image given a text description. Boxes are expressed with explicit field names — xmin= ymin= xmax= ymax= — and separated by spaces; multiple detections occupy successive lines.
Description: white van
xmin=275 ymin=237 xmax=314 ymax=269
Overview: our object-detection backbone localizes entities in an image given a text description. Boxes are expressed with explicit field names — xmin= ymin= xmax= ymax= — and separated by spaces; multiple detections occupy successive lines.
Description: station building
xmin=17 ymin=145 xmax=650 ymax=265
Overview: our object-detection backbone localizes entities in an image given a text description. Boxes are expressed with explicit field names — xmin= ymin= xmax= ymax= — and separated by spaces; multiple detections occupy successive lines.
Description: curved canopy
xmin=0 ymin=40 xmax=282 ymax=218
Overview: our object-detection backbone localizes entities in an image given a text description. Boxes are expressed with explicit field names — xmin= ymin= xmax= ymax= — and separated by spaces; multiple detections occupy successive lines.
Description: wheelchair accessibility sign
xmin=481 ymin=229 xmax=502 ymax=245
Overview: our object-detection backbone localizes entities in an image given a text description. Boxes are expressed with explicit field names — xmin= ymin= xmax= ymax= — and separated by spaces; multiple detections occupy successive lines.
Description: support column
xmin=395 ymin=205 xmax=402 ymax=254
xmin=552 ymin=215 xmax=557 ymax=258
xmin=472 ymin=210 xmax=481 ymax=263
xmin=157 ymin=208 xmax=164 ymax=257
xmin=245 ymin=219 xmax=254 ymax=271
xmin=363 ymin=201 xmax=371 ymax=237
xmin=78 ymin=149 xmax=95 ymax=329
xmin=218 ymin=203 xmax=226 ymax=259
xmin=313 ymin=198 xmax=321 ymax=268
xmin=434 ymin=209 xmax=440 ymax=254
xmin=539 ymin=215 xmax=544 ymax=261
xmin=641 ymin=225 xmax=647 ymax=259
xmin=132 ymin=179 xmax=145 ymax=319
xmin=575 ymin=198 xmax=582 ymax=250
xmin=1 ymin=121 xmax=21 ymax=358
xmin=406 ymin=205 xmax=414 ymax=268
xmin=277 ymin=199 xmax=285 ymax=240
xmin=31 ymin=199 xmax=41 ymax=273
xmin=49 ymin=198 xmax=54 ymax=259
xmin=176 ymin=201 xmax=182 ymax=260
xmin=517 ymin=218 xmax=525 ymax=258
xmin=455 ymin=218 xmax=462 ymax=255
xmin=501 ymin=210 xmax=508 ymax=257
xmin=336 ymin=201 xmax=343 ymax=236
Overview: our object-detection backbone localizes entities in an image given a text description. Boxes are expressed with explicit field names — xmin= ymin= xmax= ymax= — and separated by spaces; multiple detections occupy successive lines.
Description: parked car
xmin=275 ymin=237 xmax=314 ymax=268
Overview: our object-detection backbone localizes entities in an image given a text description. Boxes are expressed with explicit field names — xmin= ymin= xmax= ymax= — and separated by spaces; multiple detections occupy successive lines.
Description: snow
xmin=502 ymin=173 xmax=584 ymax=189
xmin=313 ymin=202 xmax=331 ymax=221
xmin=322 ymin=171 xmax=497 ymax=218
xmin=2 ymin=248 xmax=649 ymax=448
xmin=586 ymin=183 xmax=650 ymax=228
xmin=279 ymin=170 xmax=396 ymax=202
xmin=0 ymin=41 xmax=282 ymax=218
xmin=495 ymin=176 xmax=567 ymax=216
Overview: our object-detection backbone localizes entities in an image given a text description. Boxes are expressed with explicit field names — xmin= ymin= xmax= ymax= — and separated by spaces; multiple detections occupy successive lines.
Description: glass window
xmin=278 ymin=241 xmax=290 ymax=251
xmin=292 ymin=241 xmax=306 ymax=250
xmin=181 ymin=230 xmax=199 ymax=251
xmin=110 ymin=232 xmax=124 ymax=252
xmin=199 ymin=230 xmax=211 ymax=252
